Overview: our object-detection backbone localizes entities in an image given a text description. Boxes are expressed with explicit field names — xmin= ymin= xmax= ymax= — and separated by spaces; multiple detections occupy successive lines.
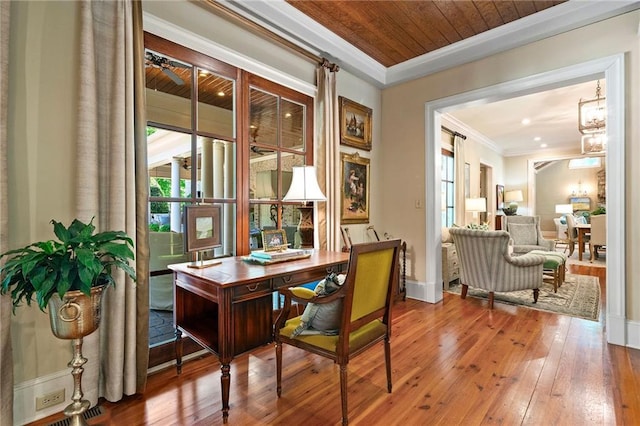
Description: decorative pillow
xmin=508 ymin=223 xmax=538 ymax=245
xmin=291 ymin=273 xmax=346 ymax=337
xmin=465 ymin=222 xmax=490 ymax=231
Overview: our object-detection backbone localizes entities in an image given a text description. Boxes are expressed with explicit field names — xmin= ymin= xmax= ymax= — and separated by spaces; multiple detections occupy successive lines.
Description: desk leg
xmin=175 ymin=328 xmax=183 ymax=374
xmin=221 ymin=363 xmax=231 ymax=423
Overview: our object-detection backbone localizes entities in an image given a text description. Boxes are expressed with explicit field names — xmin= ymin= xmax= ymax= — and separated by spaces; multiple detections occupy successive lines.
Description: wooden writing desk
xmin=169 ymin=250 xmax=350 ymax=423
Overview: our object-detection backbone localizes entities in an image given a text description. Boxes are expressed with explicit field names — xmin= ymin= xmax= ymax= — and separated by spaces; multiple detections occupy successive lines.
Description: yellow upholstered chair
xmin=274 ymin=239 xmax=402 ymax=426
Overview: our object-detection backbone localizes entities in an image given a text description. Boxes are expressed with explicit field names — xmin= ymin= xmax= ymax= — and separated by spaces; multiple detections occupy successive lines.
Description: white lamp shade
xmin=283 ymin=166 xmax=326 ymax=202
xmin=504 ymin=190 xmax=523 ymax=203
xmin=465 ymin=197 xmax=487 ymax=213
xmin=555 ymin=204 xmax=573 ymax=214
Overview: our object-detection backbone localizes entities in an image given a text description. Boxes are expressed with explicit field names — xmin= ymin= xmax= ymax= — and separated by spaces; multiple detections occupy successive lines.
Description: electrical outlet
xmin=36 ymin=389 xmax=65 ymax=411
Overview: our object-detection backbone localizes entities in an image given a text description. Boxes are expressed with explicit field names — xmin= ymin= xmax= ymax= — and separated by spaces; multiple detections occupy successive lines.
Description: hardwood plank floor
xmin=30 ymin=264 xmax=640 ymax=425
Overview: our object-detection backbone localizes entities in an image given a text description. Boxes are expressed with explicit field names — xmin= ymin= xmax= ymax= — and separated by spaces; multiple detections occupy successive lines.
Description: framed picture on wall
xmin=496 ymin=184 xmax=504 ymax=209
xmin=338 ymin=96 xmax=372 ymax=151
xmin=340 ymin=152 xmax=370 ymax=224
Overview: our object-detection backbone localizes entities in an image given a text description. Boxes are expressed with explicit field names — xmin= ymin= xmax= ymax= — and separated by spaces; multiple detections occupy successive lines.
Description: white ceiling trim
xmin=224 ymin=0 xmax=640 ymax=88
xmin=442 ymin=114 xmax=504 ymax=156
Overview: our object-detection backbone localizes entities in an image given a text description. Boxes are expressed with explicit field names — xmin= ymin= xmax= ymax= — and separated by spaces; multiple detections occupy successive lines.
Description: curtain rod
xmin=442 ymin=126 xmax=467 ymax=140
xmin=199 ymin=0 xmax=337 ymax=69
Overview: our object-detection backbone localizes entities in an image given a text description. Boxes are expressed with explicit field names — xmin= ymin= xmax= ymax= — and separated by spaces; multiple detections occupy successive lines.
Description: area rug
xmin=446 ymin=274 xmax=600 ymax=321
xmin=563 ymin=249 xmax=606 ymax=268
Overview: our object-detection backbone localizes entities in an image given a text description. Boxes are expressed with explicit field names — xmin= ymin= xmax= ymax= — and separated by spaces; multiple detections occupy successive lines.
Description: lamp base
xmin=296 ymin=205 xmax=314 ymax=249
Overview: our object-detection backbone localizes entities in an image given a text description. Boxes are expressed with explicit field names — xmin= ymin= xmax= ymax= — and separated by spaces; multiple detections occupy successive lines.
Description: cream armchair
xmin=589 ymin=214 xmax=606 ymax=262
xmin=449 ymin=228 xmax=546 ymax=309
xmin=503 ymin=215 xmax=555 ymax=254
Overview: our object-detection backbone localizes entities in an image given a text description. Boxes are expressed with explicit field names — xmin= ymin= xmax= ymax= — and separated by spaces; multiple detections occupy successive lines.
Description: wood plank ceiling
xmin=285 ymin=0 xmax=566 ymax=67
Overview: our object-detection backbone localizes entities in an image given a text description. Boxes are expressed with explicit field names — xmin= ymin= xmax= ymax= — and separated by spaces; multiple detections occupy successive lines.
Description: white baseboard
xmin=406 ymin=279 xmax=443 ymax=304
xmin=13 ymin=369 xmax=74 ymax=425
xmin=626 ymin=319 xmax=640 ymax=349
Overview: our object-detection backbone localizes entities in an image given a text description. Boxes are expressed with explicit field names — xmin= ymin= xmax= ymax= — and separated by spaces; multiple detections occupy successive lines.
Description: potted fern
xmin=0 ymin=217 xmax=136 ymax=338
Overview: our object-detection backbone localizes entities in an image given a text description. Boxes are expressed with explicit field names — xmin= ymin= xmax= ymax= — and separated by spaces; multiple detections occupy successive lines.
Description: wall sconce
xmin=283 ymin=166 xmax=326 ymax=249
xmin=503 ymin=190 xmax=523 ymax=216
xmin=465 ymin=197 xmax=487 ymax=223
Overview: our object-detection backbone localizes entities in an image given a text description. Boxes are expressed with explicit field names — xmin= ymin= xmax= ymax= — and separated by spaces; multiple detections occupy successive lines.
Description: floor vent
xmin=48 ymin=406 xmax=104 ymax=426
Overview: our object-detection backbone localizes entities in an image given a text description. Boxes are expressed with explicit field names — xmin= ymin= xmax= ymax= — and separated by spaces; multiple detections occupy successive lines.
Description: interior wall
xmin=535 ymin=159 xmax=604 ymax=233
xmin=380 ymin=10 xmax=639 ymax=320
xmin=8 ymin=0 xmax=80 ymax=384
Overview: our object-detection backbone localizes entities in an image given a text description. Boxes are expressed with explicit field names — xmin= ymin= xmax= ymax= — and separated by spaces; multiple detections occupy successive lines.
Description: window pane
xmin=281 ymin=99 xmax=305 ymax=150
xmin=281 ymin=153 xmax=305 ymax=197
xmin=196 ymin=137 xmax=236 ymax=200
xmin=145 ymin=50 xmax=192 ymax=129
xmin=197 ymin=70 xmax=235 ymax=138
xmin=148 ymin=127 xmax=192 ymax=199
xmin=446 ymin=155 xmax=454 ymax=179
xmin=250 ymin=88 xmax=278 ymax=147
xmin=282 ymin=204 xmax=301 ymax=248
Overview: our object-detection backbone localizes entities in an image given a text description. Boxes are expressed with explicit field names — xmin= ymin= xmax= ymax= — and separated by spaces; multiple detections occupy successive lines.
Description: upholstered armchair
xmin=589 ymin=214 xmax=606 ymax=262
xmin=449 ymin=228 xmax=546 ymax=309
xmin=274 ymin=239 xmax=402 ymax=425
xmin=503 ymin=215 xmax=555 ymax=254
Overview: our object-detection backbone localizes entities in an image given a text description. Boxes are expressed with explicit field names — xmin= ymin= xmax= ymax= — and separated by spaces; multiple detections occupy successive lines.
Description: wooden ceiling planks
xmin=286 ymin=0 xmax=565 ymax=67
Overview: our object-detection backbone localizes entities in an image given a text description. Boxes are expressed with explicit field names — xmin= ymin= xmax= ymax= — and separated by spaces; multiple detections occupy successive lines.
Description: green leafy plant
xmin=591 ymin=206 xmax=606 ymax=216
xmin=0 ymin=218 xmax=136 ymax=312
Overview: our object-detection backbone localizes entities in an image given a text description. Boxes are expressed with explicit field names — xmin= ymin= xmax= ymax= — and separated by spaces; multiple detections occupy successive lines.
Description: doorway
xmin=425 ymin=55 xmax=625 ymax=346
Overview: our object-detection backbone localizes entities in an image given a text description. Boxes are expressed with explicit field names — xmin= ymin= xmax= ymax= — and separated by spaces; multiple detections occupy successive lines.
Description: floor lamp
xmin=283 ymin=166 xmax=326 ymax=249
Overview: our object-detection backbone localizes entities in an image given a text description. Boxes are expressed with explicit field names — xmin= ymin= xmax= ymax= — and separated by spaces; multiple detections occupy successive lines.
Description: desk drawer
xmin=272 ymin=264 xmax=347 ymax=289
xmin=233 ymin=280 xmax=272 ymax=301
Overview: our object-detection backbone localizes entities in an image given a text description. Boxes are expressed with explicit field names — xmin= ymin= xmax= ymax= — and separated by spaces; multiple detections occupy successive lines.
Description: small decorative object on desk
xmin=262 ymin=229 xmax=288 ymax=252
xmin=251 ymin=248 xmax=304 ymax=260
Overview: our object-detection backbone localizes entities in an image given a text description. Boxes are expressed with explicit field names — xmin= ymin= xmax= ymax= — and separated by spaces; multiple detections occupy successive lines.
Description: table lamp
xmin=283 ymin=166 xmax=326 ymax=249
xmin=555 ymin=204 xmax=573 ymax=216
xmin=503 ymin=190 xmax=523 ymax=215
xmin=465 ymin=197 xmax=487 ymax=223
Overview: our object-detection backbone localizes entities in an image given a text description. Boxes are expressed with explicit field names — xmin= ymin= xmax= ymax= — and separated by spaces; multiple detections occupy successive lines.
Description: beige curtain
xmin=75 ymin=0 xmax=148 ymax=404
xmin=316 ymin=60 xmax=340 ymax=251
xmin=454 ymin=134 xmax=466 ymax=226
xmin=0 ymin=2 xmax=13 ymax=424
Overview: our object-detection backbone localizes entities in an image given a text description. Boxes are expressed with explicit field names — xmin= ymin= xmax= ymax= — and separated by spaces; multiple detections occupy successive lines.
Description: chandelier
xmin=578 ymin=80 xmax=606 ymax=154
xmin=581 ymin=131 xmax=607 ymax=155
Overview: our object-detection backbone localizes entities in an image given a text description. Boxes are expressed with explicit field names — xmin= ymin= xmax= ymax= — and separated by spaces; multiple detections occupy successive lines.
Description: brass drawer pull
xmin=282 ymin=275 xmax=292 ymax=283
xmin=246 ymin=283 xmax=261 ymax=292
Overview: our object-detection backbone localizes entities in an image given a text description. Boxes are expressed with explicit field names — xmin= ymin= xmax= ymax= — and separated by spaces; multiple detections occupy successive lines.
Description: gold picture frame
xmin=339 ymin=96 xmax=372 ymax=151
xmin=341 ymin=152 xmax=370 ymax=224
xmin=262 ymin=229 xmax=288 ymax=252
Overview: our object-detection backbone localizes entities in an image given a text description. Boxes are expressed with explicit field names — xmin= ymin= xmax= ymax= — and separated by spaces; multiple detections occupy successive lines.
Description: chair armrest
xmin=506 ymin=253 xmax=545 ymax=267
xmin=540 ymin=238 xmax=556 ymax=251
xmin=274 ymin=286 xmax=346 ymax=333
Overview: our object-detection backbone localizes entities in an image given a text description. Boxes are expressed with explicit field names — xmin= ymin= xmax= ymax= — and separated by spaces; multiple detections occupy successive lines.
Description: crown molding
xmin=442 ymin=114 xmax=503 ymax=156
xmin=223 ymin=0 xmax=640 ymax=88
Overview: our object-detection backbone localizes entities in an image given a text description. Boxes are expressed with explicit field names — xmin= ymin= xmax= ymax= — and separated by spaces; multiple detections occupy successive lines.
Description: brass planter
xmin=47 ymin=286 xmax=105 ymax=339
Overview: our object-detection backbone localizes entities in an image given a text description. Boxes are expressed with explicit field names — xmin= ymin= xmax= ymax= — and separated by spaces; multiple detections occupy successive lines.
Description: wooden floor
xmin=31 ymin=264 xmax=640 ymax=425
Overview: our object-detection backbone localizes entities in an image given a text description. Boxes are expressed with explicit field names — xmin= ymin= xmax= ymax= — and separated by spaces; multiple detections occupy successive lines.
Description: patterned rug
xmin=446 ymin=274 xmax=600 ymax=321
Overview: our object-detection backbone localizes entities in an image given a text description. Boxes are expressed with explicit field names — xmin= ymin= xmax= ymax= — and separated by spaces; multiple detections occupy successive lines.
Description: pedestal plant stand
xmin=48 ymin=286 xmax=105 ymax=426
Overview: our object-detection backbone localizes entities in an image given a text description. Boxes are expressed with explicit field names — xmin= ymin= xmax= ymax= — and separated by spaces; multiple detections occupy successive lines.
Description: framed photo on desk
xmin=184 ymin=204 xmax=222 ymax=253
